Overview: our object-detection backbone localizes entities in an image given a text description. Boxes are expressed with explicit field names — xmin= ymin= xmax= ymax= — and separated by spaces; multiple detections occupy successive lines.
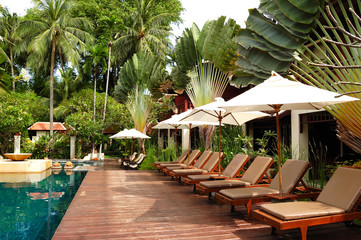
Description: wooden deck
xmin=53 ymin=167 xmax=361 ymax=239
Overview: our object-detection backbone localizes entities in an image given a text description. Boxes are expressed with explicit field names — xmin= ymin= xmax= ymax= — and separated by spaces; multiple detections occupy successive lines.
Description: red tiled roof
xmin=28 ymin=122 xmax=68 ymax=131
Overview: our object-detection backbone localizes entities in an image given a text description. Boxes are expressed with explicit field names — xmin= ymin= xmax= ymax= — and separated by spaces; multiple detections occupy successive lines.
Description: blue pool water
xmin=0 ymin=169 xmax=87 ymax=240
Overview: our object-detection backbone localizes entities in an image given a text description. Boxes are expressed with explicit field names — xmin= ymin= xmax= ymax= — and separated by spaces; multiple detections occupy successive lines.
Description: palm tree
xmin=113 ymin=0 xmax=176 ymax=62
xmin=19 ymin=0 xmax=93 ymax=136
xmin=0 ymin=7 xmax=21 ymax=91
xmin=82 ymin=43 xmax=108 ymax=121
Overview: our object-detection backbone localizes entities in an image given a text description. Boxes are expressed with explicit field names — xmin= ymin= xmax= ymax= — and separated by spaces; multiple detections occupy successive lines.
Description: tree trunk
xmin=10 ymin=45 xmax=15 ymax=91
xmin=199 ymin=125 xmax=215 ymax=150
xmin=49 ymin=34 xmax=57 ymax=136
xmin=93 ymin=68 xmax=98 ymax=121
xmin=57 ymin=45 xmax=64 ymax=71
xmin=102 ymin=41 xmax=112 ymax=121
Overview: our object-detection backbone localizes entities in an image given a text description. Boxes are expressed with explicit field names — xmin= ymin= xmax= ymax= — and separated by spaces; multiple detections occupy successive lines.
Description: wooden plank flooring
xmin=53 ymin=169 xmax=361 ymax=239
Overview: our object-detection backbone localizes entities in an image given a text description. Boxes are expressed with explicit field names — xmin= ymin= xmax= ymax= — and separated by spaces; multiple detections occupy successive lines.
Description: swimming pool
xmin=0 ymin=169 xmax=87 ymax=240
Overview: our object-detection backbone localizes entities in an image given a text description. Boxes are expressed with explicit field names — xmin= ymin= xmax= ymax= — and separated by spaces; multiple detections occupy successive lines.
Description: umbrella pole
xmin=218 ymin=115 xmax=222 ymax=176
xmin=274 ymin=105 xmax=283 ymax=196
xmin=188 ymin=124 xmax=192 ymax=162
xmin=174 ymin=126 xmax=178 ymax=161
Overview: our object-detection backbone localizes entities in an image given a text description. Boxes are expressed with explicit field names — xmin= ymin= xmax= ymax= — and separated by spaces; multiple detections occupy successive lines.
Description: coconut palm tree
xmin=82 ymin=43 xmax=108 ymax=121
xmin=18 ymin=0 xmax=93 ymax=136
xmin=0 ymin=7 xmax=21 ymax=91
xmin=113 ymin=0 xmax=176 ymax=62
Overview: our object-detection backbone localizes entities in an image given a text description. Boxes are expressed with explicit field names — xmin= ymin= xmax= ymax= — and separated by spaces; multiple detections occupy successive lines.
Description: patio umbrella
xmin=110 ymin=128 xmax=150 ymax=153
xmin=180 ymin=97 xmax=269 ymax=175
xmin=153 ymin=110 xmax=219 ymax=161
xmin=221 ymin=71 xmax=359 ymax=194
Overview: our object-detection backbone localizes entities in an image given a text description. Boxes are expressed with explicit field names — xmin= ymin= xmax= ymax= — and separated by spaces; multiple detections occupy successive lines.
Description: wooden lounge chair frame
xmin=168 ymin=152 xmax=223 ymax=180
xmin=215 ymin=161 xmax=317 ymax=215
xmin=162 ymin=150 xmax=201 ymax=175
xmin=181 ymin=154 xmax=250 ymax=186
xmin=153 ymin=150 xmax=188 ymax=169
xmin=252 ymin=202 xmax=361 ymax=240
xmin=252 ymin=166 xmax=361 ymax=240
xmin=195 ymin=157 xmax=273 ymax=195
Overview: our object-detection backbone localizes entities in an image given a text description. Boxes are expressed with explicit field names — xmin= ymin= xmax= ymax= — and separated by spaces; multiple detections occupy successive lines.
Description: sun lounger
xmin=123 ymin=154 xmax=146 ymax=169
xmin=169 ymin=152 xmax=224 ymax=180
xmin=153 ymin=150 xmax=188 ymax=169
xmin=162 ymin=150 xmax=202 ymax=175
xmin=166 ymin=151 xmax=214 ymax=178
xmin=119 ymin=152 xmax=137 ymax=165
xmin=215 ymin=159 xmax=312 ymax=216
xmin=182 ymin=154 xmax=250 ymax=186
xmin=252 ymin=167 xmax=361 ymax=240
xmin=195 ymin=156 xmax=273 ymax=196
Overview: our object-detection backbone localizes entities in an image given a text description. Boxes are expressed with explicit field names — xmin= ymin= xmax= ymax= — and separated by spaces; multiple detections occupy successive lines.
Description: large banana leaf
xmin=275 ymin=0 xmax=315 ymax=24
xmin=238 ymin=45 xmax=291 ymax=73
xmin=260 ymin=1 xmax=313 ymax=34
xmin=246 ymin=9 xmax=301 ymax=49
xmin=288 ymin=0 xmax=319 ymax=14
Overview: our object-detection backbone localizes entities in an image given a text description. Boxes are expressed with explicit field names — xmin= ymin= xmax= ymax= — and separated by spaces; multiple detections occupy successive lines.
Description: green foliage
xmin=138 ymin=144 xmax=157 ymax=170
xmin=30 ymin=134 xmax=52 ymax=159
xmin=172 ymin=17 xmax=240 ymax=90
xmin=158 ymin=145 xmax=175 ymax=163
xmin=115 ymin=51 xmax=168 ymax=103
xmin=291 ymin=0 xmax=361 ymax=155
xmin=233 ymin=0 xmax=325 ymax=86
xmin=212 ymin=127 xmax=278 ymax=167
xmin=308 ymin=139 xmax=329 ymax=188
xmin=56 ymin=88 xmax=132 ymax=156
xmin=113 ymin=0 xmax=182 ymax=61
xmin=0 ymin=92 xmax=48 ymax=154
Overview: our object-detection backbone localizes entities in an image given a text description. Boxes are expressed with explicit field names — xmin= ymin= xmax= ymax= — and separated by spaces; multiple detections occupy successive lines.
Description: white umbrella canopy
xmin=110 ymin=128 xmax=150 ymax=139
xmin=180 ymin=97 xmax=269 ymax=175
xmin=221 ymin=71 xmax=359 ymax=194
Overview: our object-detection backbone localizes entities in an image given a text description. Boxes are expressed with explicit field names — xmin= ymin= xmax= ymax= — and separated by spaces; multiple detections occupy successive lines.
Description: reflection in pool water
xmin=0 ymin=169 xmax=87 ymax=240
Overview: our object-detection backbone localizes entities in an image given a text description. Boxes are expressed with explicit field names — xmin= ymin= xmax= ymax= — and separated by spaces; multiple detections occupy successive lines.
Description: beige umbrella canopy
xmin=181 ymin=97 xmax=269 ymax=175
xmin=221 ymin=71 xmax=359 ymax=194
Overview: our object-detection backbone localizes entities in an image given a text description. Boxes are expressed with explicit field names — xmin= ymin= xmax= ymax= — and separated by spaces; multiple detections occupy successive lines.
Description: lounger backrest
xmin=241 ymin=156 xmax=273 ymax=185
xmin=201 ymin=152 xmax=224 ymax=172
xmin=223 ymin=154 xmax=249 ymax=178
xmin=175 ymin=150 xmax=188 ymax=163
xmin=183 ymin=150 xmax=201 ymax=166
xmin=132 ymin=153 xmax=144 ymax=163
xmin=130 ymin=152 xmax=137 ymax=161
xmin=269 ymin=159 xmax=310 ymax=193
xmin=316 ymin=167 xmax=361 ymax=212
xmin=193 ymin=150 xmax=213 ymax=169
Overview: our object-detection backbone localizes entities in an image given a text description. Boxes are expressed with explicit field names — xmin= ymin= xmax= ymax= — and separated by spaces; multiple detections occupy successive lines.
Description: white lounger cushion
xmin=260 ymin=201 xmax=345 ymax=220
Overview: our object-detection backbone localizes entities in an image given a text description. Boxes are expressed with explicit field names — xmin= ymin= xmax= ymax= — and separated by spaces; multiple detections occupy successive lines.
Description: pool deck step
xmin=53 ymin=170 xmax=361 ymax=239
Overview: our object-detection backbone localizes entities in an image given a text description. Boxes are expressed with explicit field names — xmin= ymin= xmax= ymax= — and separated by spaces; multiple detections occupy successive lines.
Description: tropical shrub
xmin=0 ymin=92 xmax=48 ymax=154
